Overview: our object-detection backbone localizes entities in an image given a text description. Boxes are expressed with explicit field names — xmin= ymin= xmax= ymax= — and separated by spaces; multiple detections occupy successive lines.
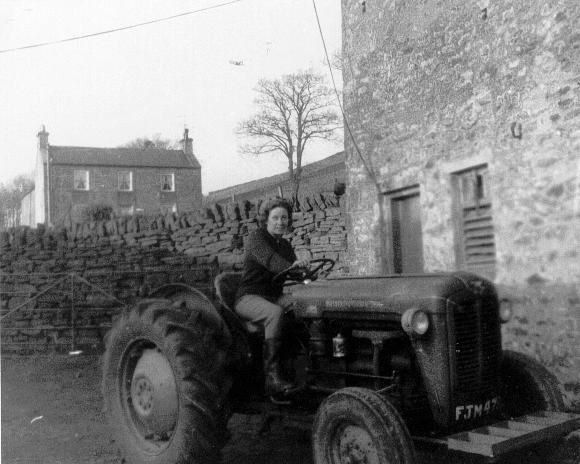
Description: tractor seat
xmin=214 ymin=272 xmax=260 ymax=334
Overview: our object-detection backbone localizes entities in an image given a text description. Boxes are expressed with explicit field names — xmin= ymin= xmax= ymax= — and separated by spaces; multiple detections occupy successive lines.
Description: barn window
xmin=453 ymin=165 xmax=495 ymax=279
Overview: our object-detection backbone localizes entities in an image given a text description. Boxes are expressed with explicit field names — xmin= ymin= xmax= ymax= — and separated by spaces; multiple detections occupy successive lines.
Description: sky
xmin=0 ymin=0 xmax=343 ymax=194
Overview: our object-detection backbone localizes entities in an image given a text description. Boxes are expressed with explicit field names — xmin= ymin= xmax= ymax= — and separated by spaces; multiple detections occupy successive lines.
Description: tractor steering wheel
xmin=272 ymin=258 xmax=335 ymax=284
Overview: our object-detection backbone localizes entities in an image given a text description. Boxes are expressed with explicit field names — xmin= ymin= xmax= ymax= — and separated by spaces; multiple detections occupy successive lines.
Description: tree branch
xmin=237 ymin=70 xmax=340 ymax=197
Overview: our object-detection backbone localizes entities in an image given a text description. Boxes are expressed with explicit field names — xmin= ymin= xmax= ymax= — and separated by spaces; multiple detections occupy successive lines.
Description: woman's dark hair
xmin=258 ymin=198 xmax=293 ymax=228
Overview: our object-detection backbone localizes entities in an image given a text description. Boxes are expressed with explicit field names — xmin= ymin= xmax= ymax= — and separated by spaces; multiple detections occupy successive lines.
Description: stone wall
xmin=500 ymin=283 xmax=580 ymax=410
xmin=342 ymin=0 xmax=579 ymax=280
xmin=0 ymin=196 xmax=347 ymax=353
xmin=341 ymin=0 xmax=580 ymax=409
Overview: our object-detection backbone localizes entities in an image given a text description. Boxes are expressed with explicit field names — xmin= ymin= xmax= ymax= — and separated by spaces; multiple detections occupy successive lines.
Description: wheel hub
xmin=337 ymin=425 xmax=379 ymax=464
xmin=130 ymin=348 xmax=178 ymax=435
xmin=132 ymin=376 xmax=154 ymax=416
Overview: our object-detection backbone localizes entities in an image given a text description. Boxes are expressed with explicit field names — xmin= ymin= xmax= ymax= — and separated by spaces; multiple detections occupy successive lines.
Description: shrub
xmin=82 ymin=204 xmax=114 ymax=222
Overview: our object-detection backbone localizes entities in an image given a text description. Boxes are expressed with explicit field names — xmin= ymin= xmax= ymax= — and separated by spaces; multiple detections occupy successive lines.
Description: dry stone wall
xmin=0 ymin=196 xmax=348 ymax=353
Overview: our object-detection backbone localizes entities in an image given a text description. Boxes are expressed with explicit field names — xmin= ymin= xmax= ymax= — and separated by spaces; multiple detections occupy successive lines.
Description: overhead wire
xmin=0 ymin=0 xmax=243 ymax=55
xmin=311 ymin=0 xmax=377 ymax=185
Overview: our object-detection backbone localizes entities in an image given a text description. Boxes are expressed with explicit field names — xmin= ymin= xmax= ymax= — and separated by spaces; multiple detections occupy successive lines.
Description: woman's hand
xmin=291 ymin=259 xmax=309 ymax=269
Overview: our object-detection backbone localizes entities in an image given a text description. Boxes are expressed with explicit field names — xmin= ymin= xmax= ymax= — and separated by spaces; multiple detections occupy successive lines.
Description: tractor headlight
xmin=402 ymin=307 xmax=430 ymax=336
xmin=499 ymin=298 xmax=512 ymax=323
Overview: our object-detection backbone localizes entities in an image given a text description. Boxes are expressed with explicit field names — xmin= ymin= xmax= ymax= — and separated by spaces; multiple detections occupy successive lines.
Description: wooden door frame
xmin=382 ymin=184 xmax=422 ymax=274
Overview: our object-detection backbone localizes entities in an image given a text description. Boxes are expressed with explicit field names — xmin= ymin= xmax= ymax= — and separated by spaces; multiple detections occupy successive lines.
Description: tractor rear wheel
xmin=102 ymin=298 xmax=232 ymax=464
xmin=312 ymin=387 xmax=417 ymax=464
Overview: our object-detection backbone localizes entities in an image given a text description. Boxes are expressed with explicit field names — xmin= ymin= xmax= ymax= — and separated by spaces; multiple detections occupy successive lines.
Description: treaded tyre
xmin=499 ymin=349 xmax=565 ymax=416
xmin=102 ymin=298 xmax=232 ymax=464
xmin=499 ymin=350 xmax=566 ymax=464
xmin=312 ymin=387 xmax=417 ymax=464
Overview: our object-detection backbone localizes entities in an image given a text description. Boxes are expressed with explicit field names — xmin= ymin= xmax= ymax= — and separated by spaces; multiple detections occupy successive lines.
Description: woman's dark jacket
xmin=236 ymin=228 xmax=296 ymax=301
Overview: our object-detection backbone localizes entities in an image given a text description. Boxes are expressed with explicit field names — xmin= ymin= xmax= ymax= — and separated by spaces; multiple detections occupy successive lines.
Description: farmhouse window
xmin=118 ymin=171 xmax=133 ymax=191
xmin=160 ymin=174 xmax=175 ymax=192
xmin=73 ymin=170 xmax=89 ymax=191
xmin=453 ymin=165 xmax=496 ymax=279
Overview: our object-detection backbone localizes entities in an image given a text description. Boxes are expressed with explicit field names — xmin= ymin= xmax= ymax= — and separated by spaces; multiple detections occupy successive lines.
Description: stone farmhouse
xmin=341 ymin=0 xmax=579 ymax=285
xmin=205 ymin=151 xmax=346 ymax=205
xmin=21 ymin=127 xmax=202 ymax=226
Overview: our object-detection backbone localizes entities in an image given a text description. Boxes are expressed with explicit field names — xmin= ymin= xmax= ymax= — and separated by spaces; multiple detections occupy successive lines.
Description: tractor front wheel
xmin=312 ymin=387 xmax=417 ymax=464
xmin=499 ymin=350 xmax=566 ymax=464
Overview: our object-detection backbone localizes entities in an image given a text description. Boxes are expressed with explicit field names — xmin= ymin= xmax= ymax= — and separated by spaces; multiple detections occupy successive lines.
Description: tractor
xmin=102 ymin=259 xmax=580 ymax=463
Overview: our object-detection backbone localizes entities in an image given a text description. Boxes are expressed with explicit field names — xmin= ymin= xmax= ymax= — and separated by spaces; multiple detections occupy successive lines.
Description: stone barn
xmin=341 ymin=0 xmax=580 ymax=406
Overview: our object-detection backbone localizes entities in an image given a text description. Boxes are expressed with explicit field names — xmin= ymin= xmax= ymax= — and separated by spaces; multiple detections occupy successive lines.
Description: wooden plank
xmin=466 ymin=248 xmax=495 ymax=257
xmin=539 ymin=411 xmax=580 ymax=421
xmin=521 ymin=414 xmax=571 ymax=426
xmin=448 ymin=414 xmax=580 ymax=457
xmin=465 ymin=245 xmax=494 ymax=252
xmin=447 ymin=432 xmax=496 ymax=457
xmin=463 ymin=230 xmax=494 ymax=239
xmin=484 ymin=426 xmax=528 ymax=438
xmin=466 ymin=432 xmax=506 ymax=445
xmin=463 ymin=222 xmax=493 ymax=232
xmin=463 ymin=218 xmax=493 ymax=227
xmin=465 ymin=256 xmax=496 ymax=265
xmin=461 ymin=199 xmax=492 ymax=210
xmin=490 ymin=419 xmax=579 ymax=456
xmin=501 ymin=420 xmax=542 ymax=432
xmin=463 ymin=237 xmax=495 ymax=247
xmin=463 ymin=210 xmax=493 ymax=222
xmin=463 ymin=209 xmax=492 ymax=219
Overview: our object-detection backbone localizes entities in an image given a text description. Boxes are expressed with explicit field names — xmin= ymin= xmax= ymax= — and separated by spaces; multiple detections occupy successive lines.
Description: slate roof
xmin=206 ymin=151 xmax=344 ymax=201
xmin=48 ymin=146 xmax=201 ymax=169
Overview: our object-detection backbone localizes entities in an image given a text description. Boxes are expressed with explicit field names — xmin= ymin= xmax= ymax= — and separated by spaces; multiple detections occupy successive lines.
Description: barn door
xmin=391 ymin=192 xmax=424 ymax=274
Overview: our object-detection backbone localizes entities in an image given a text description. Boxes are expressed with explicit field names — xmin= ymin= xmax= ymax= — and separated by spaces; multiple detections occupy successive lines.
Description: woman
xmin=235 ymin=198 xmax=308 ymax=396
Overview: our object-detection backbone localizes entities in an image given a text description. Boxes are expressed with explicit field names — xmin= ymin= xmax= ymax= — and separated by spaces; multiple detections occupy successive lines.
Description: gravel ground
xmin=1 ymin=354 xmax=579 ymax=464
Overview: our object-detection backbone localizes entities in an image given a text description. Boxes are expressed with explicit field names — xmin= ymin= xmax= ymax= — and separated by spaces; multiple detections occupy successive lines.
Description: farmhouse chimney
xmin=181 ymin=128 xmax=193 ymax=156
xmin=37 ymin=125 xmax=49 ymax=151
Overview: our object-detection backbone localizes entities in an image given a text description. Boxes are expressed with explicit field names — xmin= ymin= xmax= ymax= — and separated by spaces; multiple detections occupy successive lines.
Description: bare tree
xmin=325 ymin=49 xmax=344 ymax=73
xmin=121 ymin=133 xmax=175 ymax=150
xmin=237 ymin=70 xmax=340 ymax=199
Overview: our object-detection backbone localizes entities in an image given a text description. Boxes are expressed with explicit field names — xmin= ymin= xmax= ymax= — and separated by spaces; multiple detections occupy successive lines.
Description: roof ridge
xmin=50 ymin=145 xmax=184 ymax=152
xmin=208 ymin=151 xmax=344 ymax=196
xmin=47 ymin=145 xmax=200 ymax=169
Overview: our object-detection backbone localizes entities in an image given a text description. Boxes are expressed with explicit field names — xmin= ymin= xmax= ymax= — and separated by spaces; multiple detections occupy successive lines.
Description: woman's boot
xmin=263 ymin=338 xmax=297 ymax=395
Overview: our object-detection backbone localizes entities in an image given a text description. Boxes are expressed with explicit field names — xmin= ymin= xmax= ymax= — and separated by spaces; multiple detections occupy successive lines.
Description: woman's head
xmin=259 ymin=198 xmax=293 ymax=236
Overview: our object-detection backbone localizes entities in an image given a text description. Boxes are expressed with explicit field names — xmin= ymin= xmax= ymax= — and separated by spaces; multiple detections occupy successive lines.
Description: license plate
xmin=455 ymin=397 xmax=499 ymax=421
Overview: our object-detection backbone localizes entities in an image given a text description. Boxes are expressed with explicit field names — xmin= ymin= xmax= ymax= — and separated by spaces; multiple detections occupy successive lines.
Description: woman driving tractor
xmin=234 ymin=198 xmax=308 ymax=396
